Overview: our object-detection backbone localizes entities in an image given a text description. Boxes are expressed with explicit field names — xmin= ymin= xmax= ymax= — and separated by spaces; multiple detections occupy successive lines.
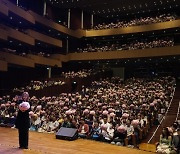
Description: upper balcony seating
xmin=93 ymin=13 xmax=177 ymax=30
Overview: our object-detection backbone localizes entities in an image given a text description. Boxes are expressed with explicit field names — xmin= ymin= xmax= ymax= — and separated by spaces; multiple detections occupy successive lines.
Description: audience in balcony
xmin=77 ymin=37 xmax=174 ymax=53
xmin=0 ymin=76 xmax=176 ymax=147
xmin=61 ymin=69 xmax=95 ymax=78
xmin=93 ymin=13 xmax=177 ymax=30
xmin=13 ymin=80 xmax=65 ymax=93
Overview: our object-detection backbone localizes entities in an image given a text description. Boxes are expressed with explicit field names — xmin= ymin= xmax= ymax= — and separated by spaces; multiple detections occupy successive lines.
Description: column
xmin=47 ymin=67 xmax=51 ymax=78
xmin=43 ymin=1 xmax=47 ymax=16
xmin=81 ymin=10 xmax=84 ymax=29
xmin=66 ymin=38 xmax=69 ymax=54
xmin=91 ymin=14 xmax=94 ymax=29
xmin=68 ymin=9 xmax=71 ymax=28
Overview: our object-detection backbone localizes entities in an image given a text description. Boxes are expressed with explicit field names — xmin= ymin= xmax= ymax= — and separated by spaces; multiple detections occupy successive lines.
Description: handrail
xmin=175 ymin=101 xmax=180 ymax=121
xmin=147 ymin=87 xmax=176 ymax=143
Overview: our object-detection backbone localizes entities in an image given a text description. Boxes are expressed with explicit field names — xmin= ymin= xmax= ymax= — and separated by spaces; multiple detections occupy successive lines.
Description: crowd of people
xmin=156 ymin=122 xmax=180 ymax=153
xmin=77 ymin=37 xmax=174 ymax=53
xmin=0 ymin=76 xmax=176 ymax=147
xmin=13 ymin=80 xmax=65 ymax=93
xmin=61 ymin=69 xmax=96 ymax=78
xmin=93 ymin=13 xmax=177 ymax=30
xmin=1 ymin=48 xmax=51 ymax=58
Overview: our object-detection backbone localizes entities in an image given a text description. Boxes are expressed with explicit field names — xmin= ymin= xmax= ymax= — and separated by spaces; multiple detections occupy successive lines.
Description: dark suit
xmin=15 ymin=110 xmax=30 ymax=148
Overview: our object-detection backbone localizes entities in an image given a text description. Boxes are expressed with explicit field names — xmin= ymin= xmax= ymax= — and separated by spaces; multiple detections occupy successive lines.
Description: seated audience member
xmin=126 ymin=120 xmax=134 ymax=145
xmin=61 ymin=116 xmax=71 ymax=128
xmin=101 ymin=117 xmax=112 ymax=128
xmin=171 ymin=123 xmax=180 ymax=153
xmin=101 ymin=124 xmax=114 ymax=143
xmin=78 ymin=119 xmax=89 ymax=138
xmin=29 ymin=113 xmax=39 ymax=131
xmin=111 ymin=125 xmax=127 ymax=146
xmin=156 ymin=127 xmax=172 ymax=154
xmin=70 ymin=119 xmax=78 ymax=128
xmin=90 ymin=121 xmax=101 ymax=140
xmin=131 ymin=120 xmax=142 ymax=144
xmin=48 ymin=117 xmax=59 ymax=133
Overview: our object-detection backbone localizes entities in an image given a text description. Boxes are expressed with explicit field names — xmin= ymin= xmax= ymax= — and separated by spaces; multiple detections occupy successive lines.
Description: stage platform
xmin=0 ymin=127 xmax=155 ymax=154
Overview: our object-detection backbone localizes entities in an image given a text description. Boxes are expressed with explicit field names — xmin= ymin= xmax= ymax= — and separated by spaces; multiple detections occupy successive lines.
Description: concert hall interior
xmin=0 ymin=0 xmax=180 ymax=153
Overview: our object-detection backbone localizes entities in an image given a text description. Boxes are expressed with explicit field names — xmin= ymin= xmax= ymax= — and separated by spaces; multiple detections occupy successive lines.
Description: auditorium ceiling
xmin=46 ymin=0 xmax=180 ymax=17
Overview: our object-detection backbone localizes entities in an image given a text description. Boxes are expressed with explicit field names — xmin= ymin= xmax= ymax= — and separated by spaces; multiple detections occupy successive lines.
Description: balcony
xmin=85 ymin=19 xmax=180 ymax=37
xmin=0 ymin=51 xmax=35 ymax=68
xmin=1 ymin=2 xmax=179 ymax=38
xmin=26 ymin=30 xmax=62 ymax=47
xmin=27 ymin=54 xmax=62 ymax=67
xmin=0 ymin=25 xmax=35 ymax=45
xmin=52 ymin=45 xmax=180 ymax=61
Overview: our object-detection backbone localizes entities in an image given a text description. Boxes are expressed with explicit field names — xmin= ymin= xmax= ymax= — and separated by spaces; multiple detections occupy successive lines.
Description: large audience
xmin=13 ymin=80 xmax=65 ymax=93
xmin=77 ymin=37 xmax=174 ymax=53
xmin=93 ymin=13 xmax=177 ymax=30
xmin=0 ymin=76 xmax=177 ymax=148
xmin=61 ymin=69 xmax=96 ymax=78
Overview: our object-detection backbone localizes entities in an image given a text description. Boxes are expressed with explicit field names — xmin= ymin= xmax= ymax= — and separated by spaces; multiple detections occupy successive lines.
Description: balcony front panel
xmin=0 ymin=25 xmax=35 ymax=45
xmin=0 ymin=51 xmax=35 ymax=67
xmin=50 ymin=54 xmax=69 ymax=62
xmin=67 ymin=46 xmax=180 ymax=61
xmin=28 ymin=54 xmax=62 ymax=67
xmin=26 ymin=30 xmax=62 ymax=47
xmin=0 ymin=28 xmax=8 ymax=40
xmin=0 ymin=60 xmax=7 ymax=71
xmin=85 ymin=20 xmax=180 ymax=37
